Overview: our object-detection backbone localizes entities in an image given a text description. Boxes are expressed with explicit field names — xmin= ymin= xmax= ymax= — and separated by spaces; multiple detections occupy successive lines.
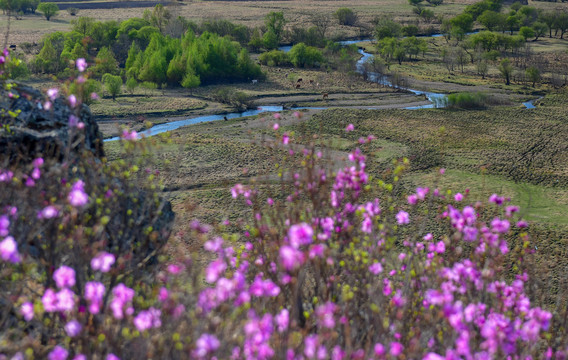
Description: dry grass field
xmin=2 ymin=0 xmax=483 ymax=45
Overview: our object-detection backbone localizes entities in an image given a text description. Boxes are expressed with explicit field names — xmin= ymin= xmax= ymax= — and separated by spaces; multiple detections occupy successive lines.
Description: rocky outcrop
xmin=0 ymin=83 xmax=174 ymax=256
xmin=0 ymin=84 xmax=104 ymax=163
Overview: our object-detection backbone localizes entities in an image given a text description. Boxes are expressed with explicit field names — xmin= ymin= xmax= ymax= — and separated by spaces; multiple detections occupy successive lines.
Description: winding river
xmin=105 ymin=36 xmax=533 ymax=142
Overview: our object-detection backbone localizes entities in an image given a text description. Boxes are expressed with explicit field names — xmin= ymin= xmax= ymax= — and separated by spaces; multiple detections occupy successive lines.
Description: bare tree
xmin=310 ymin=13 xmax=332 ymax=40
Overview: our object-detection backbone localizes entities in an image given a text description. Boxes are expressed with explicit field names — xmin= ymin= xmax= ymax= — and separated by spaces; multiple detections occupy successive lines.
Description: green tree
xmin=506 ymin=15 xmax=521 ymax=35
xmin=498 ymin=58 xmax=513 ymax=85
xmin=519 ymin=26 xmax=535 ymax=41
xmin=477 ymin=10 xmax=505 ymax=31
xmin=375 ymin=18 xmax=402 ymax=40
xmin=149 ymin=4 xmax=171 ymax=33
xmin=37 ymin=2 xmax=59 ymax=21
xmin=93 ymin=47 xmax=118 ymax=77
xmin=262 ymin=30 xmax=279 ymax=50
xmin=408 ymin=0 xmax=424 ymax=5
xmin=450 ymin=13 xmax=474 ymax=40
xmin=539 ymin=12 xmax=557 ymax=38
xmin=102 ymin=73 xmax=122 ymax=100
xmin=126 ymin=77 xmax=138 ymax=94
xmin=526 ymin=66 xmax=540 ymax=87
xmin=264 ymin=11 xmax=286 ymax=42
xmin=531 ymin=22 xmax=547 ymax=41
xmin=476 ymin=60 xmax=489 ymax=79
xmin=71 ymin=17 xmax=95 ymax=37
xmin=334 ymin=8 xmax=358 ymax=26
xmin=288 ymin=43 xmax=324 ymax=68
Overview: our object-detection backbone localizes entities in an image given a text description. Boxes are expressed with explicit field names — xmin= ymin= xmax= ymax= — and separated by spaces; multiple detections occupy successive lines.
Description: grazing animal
xmin=309 ymin=79 xmax=314 ymax=84
xmin=295 ymin=84 xmax=301 ymax=89
xmin=252 ymin=79 xmax=258 ymax=84
xmin=224 ymin=116 xmax=228 ymax=121
xmin=297 ymin=78 xmax=303 ymax=83
xmin=322 ymin=93 xmax=329 ymax=100
xmin=9 ymin=44 xmax=16 ymax=50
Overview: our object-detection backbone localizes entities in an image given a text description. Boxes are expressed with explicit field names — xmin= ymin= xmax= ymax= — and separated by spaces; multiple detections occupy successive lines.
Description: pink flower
xmin=345 ymin=124 xmax=354 ymax=132
xmin=53 ymin=265 xmax=76 ymax=288
xmin=276 ymin=309 xmax=289 ymax=332
xmin=42 ymin=288 xmax=58 ymax=312
xmin=121 ymin=129 xmax=138 ymax=141
xmin=47 ymin=88 xmax=58 ymax=101
xmin=68 ymin=180 xmax=88 ymax=207
xmin=454 ymin=193 xmax=463 ymax=202
xmin=315 ymin=301 xmax=336 ymax=328
xmin=158 ymin=287 xmax=169 ymax=301
xmin=282 ymin=133 xmax=289 ymax=145
xmin=396 ymin=211 xmax=410 ymax=225
xmin=435 ymin=241 xmax=445 ymax=254
xmin=407 ymin=194 xmax=417 ymax=205
xmin=205 ymin=259 xmax=226 ymax=283
xmin=279 ymin=245 xmax=304 ymax=271
xmin=273 ymin=123 xmax=279 ymax=130
xmin=167 ymin=263 xmax=183 ymax=274
xmin=274 ymin=113 xmax=281 ymax=119
xmin=134 ymin=308 xmax=161 ymax=331
xmin=0 ymin=236 xmax=20 ymax=263
xmin=106 ymin=354 xmax=120 ymax=360
xmin=369 ymin=262 xmax=383 ymax=275
xmin=38 ymin=205 xmax=59 ymax=219
xmin=75 ymin=58 xmax=87 ymax=72
xmin=91 ymin=252 xmax=116 ymax=272
xmin=288 ymin=223 xmax=313 ymax=248
xmin=55 ymin=288 xmax=76 ymax=311
xmin=195 ymin=334 xmax=220 ymax=358
xmin=390 ymin=342 xmax=404 ymax=357
xmin=84 ymin=281 xmax=105 ymax=314
xmin=64 ymin=320 xmax=82 ymax=337
xmin=423 ymin=353 xmax=444 ymax=360
xmin=48 ymin=346 xmax=68 ymax=360
xmin=0 ymin=215 xmax=9 ymax=236
xmin=69 ymin=115 xmax=80 ymax=128
xmin=20 ymin=302 xmax=34 ymax=321
xmin=68 ymin=94 xmax=77 ymax=108
xmin=374 ymin=343 xmax=385 ymax=356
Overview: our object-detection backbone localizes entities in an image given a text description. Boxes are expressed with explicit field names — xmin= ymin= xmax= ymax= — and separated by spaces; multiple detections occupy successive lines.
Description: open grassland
xmin=2 ymin=0 xmax=479 ymax=45
xmin=104 ymin=91 xmax=568 ymax=226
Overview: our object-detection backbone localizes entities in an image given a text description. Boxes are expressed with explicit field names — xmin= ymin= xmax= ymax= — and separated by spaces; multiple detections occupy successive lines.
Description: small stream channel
xmin=105 ymin=36 xmax=536 ymax=142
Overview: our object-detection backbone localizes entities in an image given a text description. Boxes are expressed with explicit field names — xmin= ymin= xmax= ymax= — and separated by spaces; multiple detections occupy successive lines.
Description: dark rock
xmin=0 ymin=84 xmax=104 ymax=164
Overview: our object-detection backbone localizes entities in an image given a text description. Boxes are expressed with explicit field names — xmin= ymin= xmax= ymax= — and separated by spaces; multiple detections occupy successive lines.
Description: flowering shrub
xmin=1 ymin=51 xmax=568 ymax=359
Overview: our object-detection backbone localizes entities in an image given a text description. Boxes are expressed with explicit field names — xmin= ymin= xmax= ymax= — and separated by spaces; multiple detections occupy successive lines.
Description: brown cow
xmin=295 ymin=84 xmax=301 ymax=89
xmin=322 ymin=93 xmax=329 ymax=100
xmin=297 ymin=78 xmax=303 ymax=83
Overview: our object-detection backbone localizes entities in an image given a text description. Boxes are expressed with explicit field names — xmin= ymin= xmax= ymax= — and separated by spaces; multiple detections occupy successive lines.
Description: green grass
xmin=412 ymin=169 xmax=568 ymax=225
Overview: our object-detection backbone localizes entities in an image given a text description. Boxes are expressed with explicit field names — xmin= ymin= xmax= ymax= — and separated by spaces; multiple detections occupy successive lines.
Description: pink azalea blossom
xmin=288 ymin=223 xmax=313 ymax=248
xmin=345 ymin=123 xmax=355 ymax=132
xmin=68 ymin=180 xmax=88 ymax=207
xmin=91 ymin=252 xmax=115 ymax=272
xmin=396 ymin=211 xmax=410 ymax=225
xmin=0 ymin=236 xmax=20 ymax=263
xmin=48 ymin=346 xmax=68 ymax=360
xmin=64 ymin=320 xmax=82 ymax=337
xmin=20 ymin=302 xmax=34 ymax=321
xmin=38 ymin=205 xmax=59 ymax=219
xmin=53 ymin=265 xmax=76 ymax=288
xmin=47 ymin=88 xmax=58 ymax=101
xmin=75 ymin=58 xmax=87 ymax=72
